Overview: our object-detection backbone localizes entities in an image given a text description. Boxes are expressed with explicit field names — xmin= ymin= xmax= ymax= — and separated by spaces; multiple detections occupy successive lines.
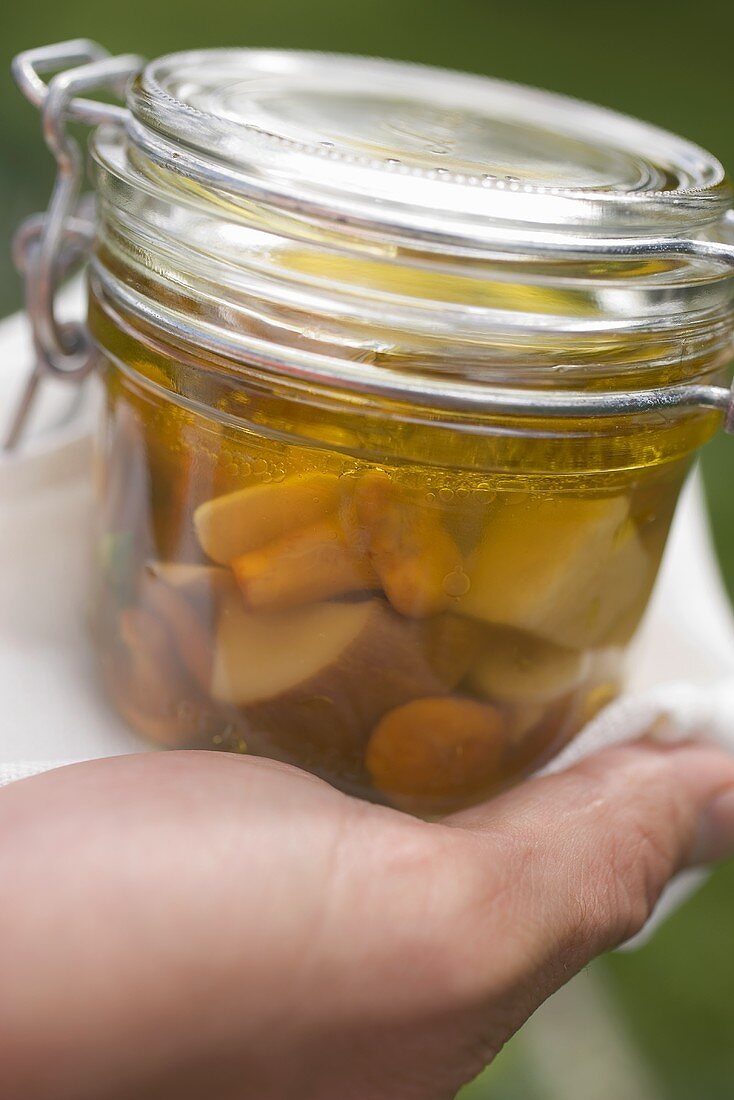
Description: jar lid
xmin=128 ymin=49 xmax=733 ymax=253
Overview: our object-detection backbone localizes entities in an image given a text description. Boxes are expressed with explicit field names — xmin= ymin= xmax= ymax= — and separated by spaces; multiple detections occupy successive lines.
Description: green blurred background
xmin=2 ymin=1 xmax=733 ymax=1095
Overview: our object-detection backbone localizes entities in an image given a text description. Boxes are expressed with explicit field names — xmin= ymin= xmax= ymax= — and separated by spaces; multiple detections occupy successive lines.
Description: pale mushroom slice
xmin=468 ymin=626 xmax=589 ymax=705
xmin=457 ymin=494 xmax=651 ymax=649
xmin=194 ymin=472 xmax=342 ymax=564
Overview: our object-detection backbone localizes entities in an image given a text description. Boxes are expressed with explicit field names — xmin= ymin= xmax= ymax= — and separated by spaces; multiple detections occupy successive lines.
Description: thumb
xmin=446 ymin=740 xmax=734 ymax=995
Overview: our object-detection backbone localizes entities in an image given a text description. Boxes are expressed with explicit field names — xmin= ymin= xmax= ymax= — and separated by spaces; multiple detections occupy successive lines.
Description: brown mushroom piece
xmin=211 ymin=595 xmax=457 ymax=775
xmin=140 ymin=562 xmax=237 ymax=690
xmin=107 ymin=608 xmax=217 ymax=748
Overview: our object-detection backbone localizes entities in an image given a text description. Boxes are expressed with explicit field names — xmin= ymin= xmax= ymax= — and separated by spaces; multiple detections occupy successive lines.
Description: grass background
xmin=2 ymin=1 xmax=734 ymax=1094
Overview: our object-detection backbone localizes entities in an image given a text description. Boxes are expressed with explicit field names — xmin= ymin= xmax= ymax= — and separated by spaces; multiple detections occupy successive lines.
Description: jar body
xmin=89 ymin=288 xmax=716 ymax=815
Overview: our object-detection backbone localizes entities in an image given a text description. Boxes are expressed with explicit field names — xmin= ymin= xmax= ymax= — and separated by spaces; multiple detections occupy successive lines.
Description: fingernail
xmin=693 ymin=788 xmax=734 ymax=864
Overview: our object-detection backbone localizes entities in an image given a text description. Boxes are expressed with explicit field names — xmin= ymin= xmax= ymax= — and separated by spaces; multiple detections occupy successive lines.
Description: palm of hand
xmin=0 ymin=740 xmax=732 ymax=1100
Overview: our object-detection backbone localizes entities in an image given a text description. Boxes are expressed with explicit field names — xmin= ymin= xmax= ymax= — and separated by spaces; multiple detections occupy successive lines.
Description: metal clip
xmin=5 ymin=40 xmax=143 ymax=450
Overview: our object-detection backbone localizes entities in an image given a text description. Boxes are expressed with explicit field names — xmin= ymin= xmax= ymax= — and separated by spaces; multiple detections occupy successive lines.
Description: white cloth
xmin=0 ymin=299 xmax=148 ymax=772
xmin=2 ymin=303 xmax=734 ymax=941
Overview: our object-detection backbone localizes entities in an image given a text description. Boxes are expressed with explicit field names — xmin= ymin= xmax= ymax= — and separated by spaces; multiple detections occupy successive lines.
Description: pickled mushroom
xmin=231 ymin=517 xmax=378 ymax=611
xmin=469 ymin=626 xmax=588 ymax=704
xmin=366 ymin=696 xmax=507 ymax=806
xmin=139 ymin=564 xmax=233 ymax=691
xmin=194 ymin=472 xmax=342 ymax=564
xmin=457 ymin=495 xmax=650 ymax=649
xmin=109 ymin=608 xmax=214 ymax=748
xmin=351 ymin=470 xmax=463 ymax=618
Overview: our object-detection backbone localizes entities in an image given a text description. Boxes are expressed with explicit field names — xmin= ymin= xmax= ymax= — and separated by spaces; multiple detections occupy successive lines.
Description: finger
xmin=445 ymin=740 xmax=734 ymax=979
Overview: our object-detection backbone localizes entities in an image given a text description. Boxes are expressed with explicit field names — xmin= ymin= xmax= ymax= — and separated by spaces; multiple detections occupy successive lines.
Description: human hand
xmin=1 ymin=741 xmax=734 ymax=1100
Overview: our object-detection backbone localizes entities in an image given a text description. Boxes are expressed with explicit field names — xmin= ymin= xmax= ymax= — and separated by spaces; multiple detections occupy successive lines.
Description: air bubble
xmin=442 ymin=569 xmax=471 ymax=598
xmin=475 ymin=482 xmax=497 ymax=505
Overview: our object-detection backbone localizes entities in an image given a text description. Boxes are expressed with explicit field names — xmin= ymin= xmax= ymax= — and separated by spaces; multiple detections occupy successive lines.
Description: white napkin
xmin=0 ymin=299 xmax=148 ymax=778
xmin=2 ymin=302 xmax=734 ymax=944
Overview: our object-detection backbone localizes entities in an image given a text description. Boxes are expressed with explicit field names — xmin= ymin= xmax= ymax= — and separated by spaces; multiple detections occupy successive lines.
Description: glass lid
xmin=127 ymin=49 xmax=733 ymax=251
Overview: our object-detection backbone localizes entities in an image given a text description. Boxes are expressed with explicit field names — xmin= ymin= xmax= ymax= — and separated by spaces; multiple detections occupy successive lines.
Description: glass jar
xmin=11 ymin=41 xmax=734 ymax=815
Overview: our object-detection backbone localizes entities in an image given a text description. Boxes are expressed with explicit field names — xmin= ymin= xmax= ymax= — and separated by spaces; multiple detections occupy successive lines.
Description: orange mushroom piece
xmin=366 ymin=696 xmax=507 ymax=808
xmin=351 ymin=470 xmax=463 ymax=618
xmin=231 ymin=517 xmax=378 ymax=612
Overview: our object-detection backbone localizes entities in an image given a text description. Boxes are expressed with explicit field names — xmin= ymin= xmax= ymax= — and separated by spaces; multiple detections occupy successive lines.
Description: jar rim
xmin=127 ymin=48 xmax=734 ymax=253
xmin=88 ymin=55 xmax=734 ymax=421
xmin=92 ymin=121 xmax=734 ymax=339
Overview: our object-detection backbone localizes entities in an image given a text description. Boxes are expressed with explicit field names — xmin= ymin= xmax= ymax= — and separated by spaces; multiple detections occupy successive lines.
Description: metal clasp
xmin=5 ymin=40 xmax=143 ymax=450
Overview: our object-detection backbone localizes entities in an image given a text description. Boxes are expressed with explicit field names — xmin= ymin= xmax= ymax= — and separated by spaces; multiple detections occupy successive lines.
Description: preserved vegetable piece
xmin=501 ymin=702 xmax=549 ymax=744
xmin=457 ymin=495 xmax=648 ymax=648
xmin=366 ymin=696 xmax=507 ymax=807
xmin=501 ymin=696 xmax=575 ymax=774
xmin=469 ymin=627 xmax=588 ymax=704
xmin=139 ymin=568 xmax=218 ymax=691
xmin=107 ymin=609 xmax=214 ymax=747
xmin=144 ymin=562 xmax=237 ymax=612
xmin=419 ymin=613 xmax=486 ymax=689
xmin=211 ymin=596 xmax=377 ymax=707
xmin=547 ymin=519 xmax=653 ymax=649
xmin=194 ymin=473 xmax=343 ymax=565
xmin=351 ymin=470 xmax=463 ymax=618
xmin=591 ymin=530 xmax=656 ymax=647
xmin=231 ymin=517 xmax=378 ymax=611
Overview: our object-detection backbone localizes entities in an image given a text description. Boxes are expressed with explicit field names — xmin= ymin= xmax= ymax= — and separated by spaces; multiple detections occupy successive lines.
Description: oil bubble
xmin=442 ymin=569 xmax=471 ymax=598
